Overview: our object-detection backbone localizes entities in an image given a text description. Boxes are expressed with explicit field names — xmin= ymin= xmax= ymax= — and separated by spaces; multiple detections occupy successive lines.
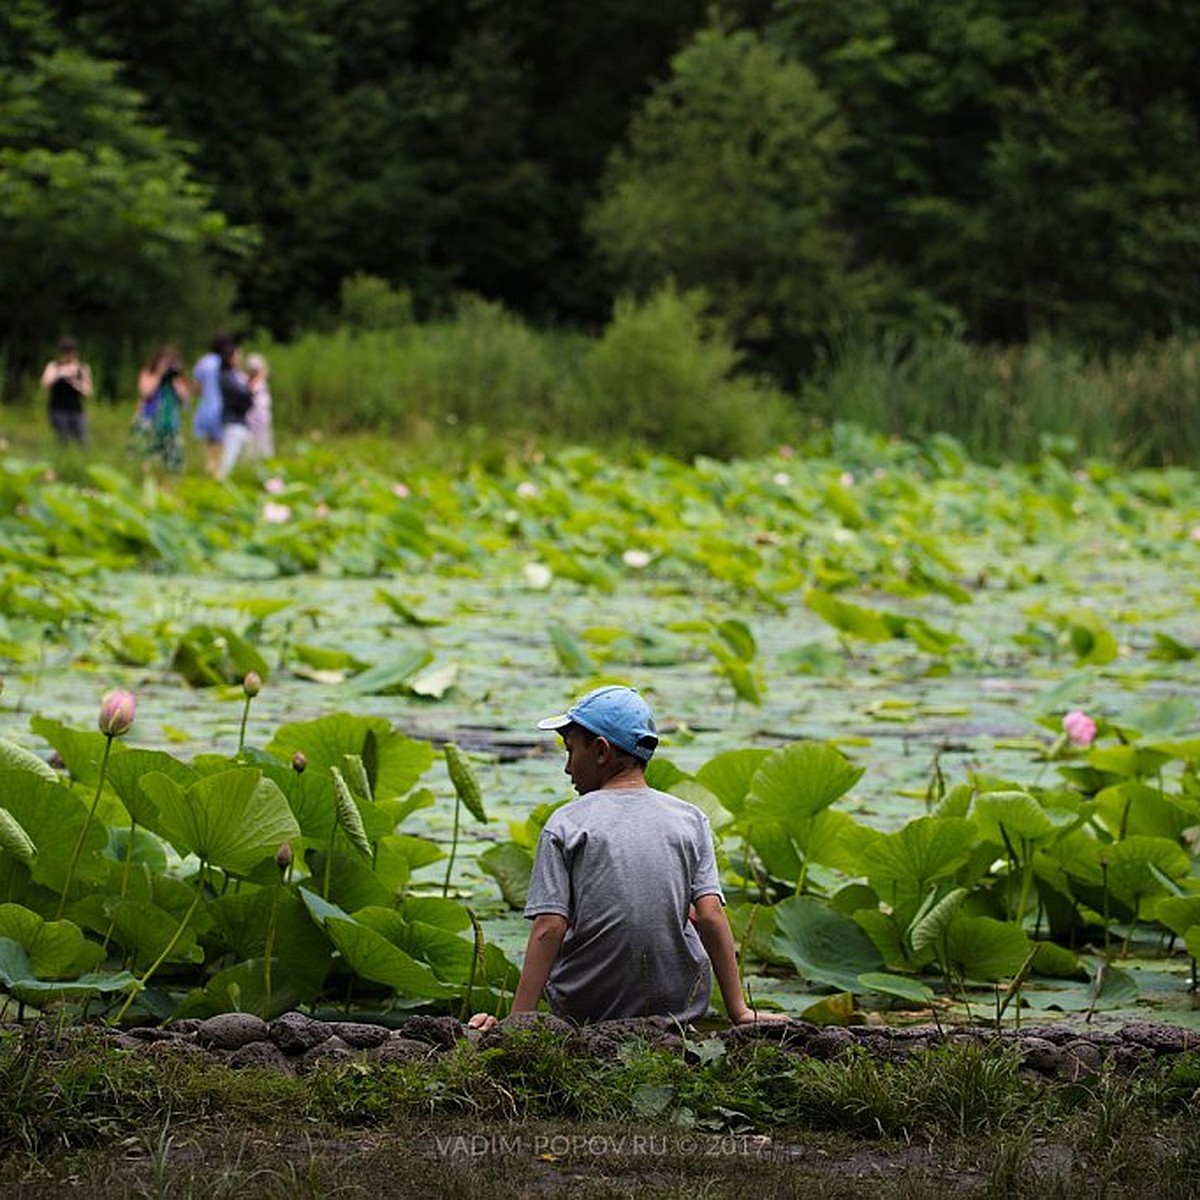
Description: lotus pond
xmin=1 ymin=425 xmax=1198 ymax=1029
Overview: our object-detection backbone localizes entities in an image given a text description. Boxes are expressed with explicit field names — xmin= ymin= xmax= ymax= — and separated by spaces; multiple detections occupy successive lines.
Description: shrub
xmin=563 ymin=284 xmax=796 ymax=460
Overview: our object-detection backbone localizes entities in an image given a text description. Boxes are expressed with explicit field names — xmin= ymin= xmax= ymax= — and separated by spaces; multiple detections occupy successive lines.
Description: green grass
xmin=4 ymin=1025 xmax=1200 ymax=1197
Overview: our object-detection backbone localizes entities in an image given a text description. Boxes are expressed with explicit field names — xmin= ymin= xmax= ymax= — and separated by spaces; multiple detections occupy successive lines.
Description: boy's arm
xmin=692 ymin=894 xmax=787 ymax=1024
xmin=468 ymin=913 xmax=568 ymax=1030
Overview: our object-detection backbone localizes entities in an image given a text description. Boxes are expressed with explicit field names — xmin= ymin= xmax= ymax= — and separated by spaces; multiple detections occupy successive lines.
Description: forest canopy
xmin=4 ymin=0 xmax=1200 ymax=387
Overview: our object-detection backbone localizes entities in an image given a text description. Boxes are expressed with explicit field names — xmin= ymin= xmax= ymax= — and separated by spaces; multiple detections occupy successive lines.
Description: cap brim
xmin=537 ymin=713 xmax=572 ymax=732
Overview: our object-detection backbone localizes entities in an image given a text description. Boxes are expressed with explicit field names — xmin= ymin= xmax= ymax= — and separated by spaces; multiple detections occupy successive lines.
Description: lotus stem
xmin=57 ymin=734 xmax=114 ymax=919
xmin=112 ymin=868 xmax=205 ymax=1025
xmin=442 ymin=790 xmax=462 ymax=899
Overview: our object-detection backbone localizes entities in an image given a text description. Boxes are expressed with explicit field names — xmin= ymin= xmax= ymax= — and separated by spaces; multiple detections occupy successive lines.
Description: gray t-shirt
xmin=524 ymin=785 xmax=724 ymax=1023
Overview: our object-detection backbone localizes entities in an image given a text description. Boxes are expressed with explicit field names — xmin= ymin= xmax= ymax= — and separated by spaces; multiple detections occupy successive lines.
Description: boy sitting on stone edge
xmin=469 ymin=686 xmax=785 ymax=1030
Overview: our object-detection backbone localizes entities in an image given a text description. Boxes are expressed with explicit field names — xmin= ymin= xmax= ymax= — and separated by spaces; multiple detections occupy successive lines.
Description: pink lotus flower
xmin=315 ymin=502 xmax=330 ymax=519
xmin=243 ymin=671 xmax=262 ymax=698
xmin=262 ymin=502 xmax=292 ymax=524
xmin=98 ymin=689 xmax=136 ymax=738
xmin=391 ymin=482 xmax=410 ymax=499
xmin=264 ymin=477 xmax=286 ymax=494
xmin=1063 ymin=710 xmax=1097 ymax=748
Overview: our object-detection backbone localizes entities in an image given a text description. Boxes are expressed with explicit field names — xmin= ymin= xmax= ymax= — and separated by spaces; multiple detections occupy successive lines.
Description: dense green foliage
xmin=4 ymin=0 xmax=1200 ymax=404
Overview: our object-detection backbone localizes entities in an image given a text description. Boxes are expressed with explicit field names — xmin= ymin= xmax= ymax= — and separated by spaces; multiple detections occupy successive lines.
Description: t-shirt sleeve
xmin=524 ymin=827 xmax=572 ymax=920
xmin=690 ymin=814 xmax=724 ymax=904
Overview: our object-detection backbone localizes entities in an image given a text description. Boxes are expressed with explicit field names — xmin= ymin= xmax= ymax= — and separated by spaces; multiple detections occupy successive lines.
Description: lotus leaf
xmin=299 ymin=889 xmax=453 ymax=998
xmin=942 ymin=915 xmax=1030 ymax=981
xmin=265 ymin=713 xmax=434 ymax=800
xmin=745 ymin=742 xmax=864 ymax=824
xmin=0 ymin=904 xmax=102 ymax=978
xmin=772 ymin=895 xmax=883 ymax=993
xmin=140 ymin=768 xmax=301 ymax=876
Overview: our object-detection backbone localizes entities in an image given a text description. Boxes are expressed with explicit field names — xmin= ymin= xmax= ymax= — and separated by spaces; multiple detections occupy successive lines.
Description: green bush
xmin=563 ymin=285 xmax=796 ymax=460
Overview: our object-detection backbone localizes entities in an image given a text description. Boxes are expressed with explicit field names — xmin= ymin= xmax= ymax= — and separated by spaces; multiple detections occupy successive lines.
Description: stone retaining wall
xmin=86 ymin=1012 xmax=1200 ymax=1082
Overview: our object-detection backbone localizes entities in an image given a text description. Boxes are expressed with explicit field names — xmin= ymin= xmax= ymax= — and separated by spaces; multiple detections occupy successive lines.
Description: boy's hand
xmin=466 ymin=1012 xmax=499 ymax=1031
xmin=729 ymin=1004 xmax=790 ymax=1025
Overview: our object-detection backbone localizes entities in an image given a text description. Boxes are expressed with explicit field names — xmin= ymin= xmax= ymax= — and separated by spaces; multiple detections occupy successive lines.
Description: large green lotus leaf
xmin=772 ymin=895 xmax=883 ymax=993
xmin=694 ymin=749 xmax=773 ymax=816
xmin=908 ymin=887 xmax=968 ymax=954
xmin=0 ymin=903 xmax=102 ymax=978
xmin=371 ymin=837 xmax=413 ymax=894
xmin=355 ymin=906 xmax=477 ymax=983
xmin=1148 ymin=895 xmax=1200 ymax=938
xmin=28 ymin=717 xmax=117 ymax=787
xmin=1087 ymin=744 xmax=1171 ymax=780
xmin=1093 ymin=781 xmax=1189 ymax=841
xmin=280 ymin=767 xmax=336 ymax=839
xmin=1031 ymin=941 xmax=1087 ymax=980
xmin=0 ymin=736 xmax=59 ymax=783
xmin=739 ymin=817 xmax=802 ymax=883
xmin=862 ymin=817 xmax=976 ymax=891
xmin=105 ymin=749 xmax=198 ymax=833
xmin=943 ymin=915 xmax=1030 ymax=981
xmin=973 ymin=791 xmax=1057 ymax=845
xmin=478 ymin=842 xmax=533 ymax=909
xmin=0 ymin=806 xmax=36 ymax=863
xmin=0 ymin=937 xmax=136 ymax=1002
xmin=1104 ymin=836 xmax=1191 ymax=905
xmin=804 ymin=589 xmax=892 ymax=641
xmin=745 ymin=741 xmax=864 ymax=828
xmin=265 ymin=714 xmax=434 ymax=801
xmin=171 ymin=624 xmax=270 ymax=688
xmin=376 ymin=787 xmax=438 ymax=832
xmin=208 ymin=889 xmax=333 ymax=995
xmin=188 ymin=958 xmax=305 ymax=1020
xmin=104 ymin=899 xmax=204 ymax=971
xmin=401 ymin=897 xmax=473 ymax=933
xmin=1061 ymin=609 xmax=1119 ymax=665
xmin=0 ymin=773 xmax=108 ymax=893
xmin=853 ymin=910 xmax=912 ymax=970
xmin=857 ymin=972 xmax=934 ymax=1005
xmin=140 ymin=768 xmax=300 ymax=876
xmin=299 ymin=889 xmax=453 ymax=998
xmin=340 ymin=648 xmax=435 ymax=696
xmin=799 ymin=810 xmax=879 ymax=874
xmin=306 ymin=850 xmax=393 ymax=911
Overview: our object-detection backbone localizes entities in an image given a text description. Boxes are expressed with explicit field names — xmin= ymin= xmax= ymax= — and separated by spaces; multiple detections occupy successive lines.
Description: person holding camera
xmin=40 ymin=335 xmax=93 ymax=445
xmin=131 ymin=344 xmax=191 ymax=476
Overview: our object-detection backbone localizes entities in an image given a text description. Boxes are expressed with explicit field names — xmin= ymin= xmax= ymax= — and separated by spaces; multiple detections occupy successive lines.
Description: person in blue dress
xmin=192 ymin=332 xmax=233 ymax=477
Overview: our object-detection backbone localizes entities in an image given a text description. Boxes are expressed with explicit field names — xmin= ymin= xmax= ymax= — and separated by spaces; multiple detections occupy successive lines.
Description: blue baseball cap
xmin=537 ymin=685 xmax=659 ymax=761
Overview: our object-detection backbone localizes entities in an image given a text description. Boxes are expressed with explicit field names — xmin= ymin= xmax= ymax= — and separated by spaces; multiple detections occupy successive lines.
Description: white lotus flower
xmin=622 ymin=549 xmax=652 ymax=569
xmin=516 ymin=481 xmax=539 ymax=499
xmin=523 ymin=562 xmax=553 ymax=589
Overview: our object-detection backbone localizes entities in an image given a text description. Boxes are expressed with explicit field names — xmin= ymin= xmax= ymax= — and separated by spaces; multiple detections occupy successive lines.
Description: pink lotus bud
xmin=243 ymin=671 xmax=262 ymax=698
xmin=292 ymin=751 xmax=307 ymax=774
xmin=1063 ymin=710 xmax=1097 ymax=748
xmin=98 ymin=689 xmax=136 ymax=738
xmin=276 ymin=842 xmax=293 ymax=872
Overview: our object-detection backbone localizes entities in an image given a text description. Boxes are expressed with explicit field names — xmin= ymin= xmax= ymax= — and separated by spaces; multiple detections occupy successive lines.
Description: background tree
xmin=588 ymin=26 xmax=864 ymax=381
xmin=0 ymin=1 xmax=252 ymax=387
xmin=770 ymin=0 xmax=1200 ymax=346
